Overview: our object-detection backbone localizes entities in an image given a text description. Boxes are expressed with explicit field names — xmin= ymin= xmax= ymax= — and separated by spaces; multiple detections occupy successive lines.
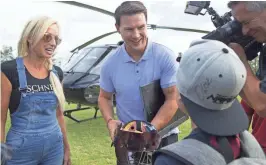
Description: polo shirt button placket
xmin=136 ymin=63 xmax=141 ymax=80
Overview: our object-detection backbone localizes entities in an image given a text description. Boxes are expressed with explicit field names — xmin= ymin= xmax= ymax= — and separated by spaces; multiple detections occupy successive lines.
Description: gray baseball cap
xmin=176 ymin=39 xmax=249 ymax=136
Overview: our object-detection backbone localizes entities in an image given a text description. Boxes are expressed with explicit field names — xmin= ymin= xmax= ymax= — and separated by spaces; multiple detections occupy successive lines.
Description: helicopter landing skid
xmin=63 ymin=105 xmax=100 ymax=123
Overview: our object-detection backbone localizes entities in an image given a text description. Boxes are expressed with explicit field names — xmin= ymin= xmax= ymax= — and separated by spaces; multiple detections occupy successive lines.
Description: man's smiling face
xmin=231 ymin=2 xmax=266 ymax=43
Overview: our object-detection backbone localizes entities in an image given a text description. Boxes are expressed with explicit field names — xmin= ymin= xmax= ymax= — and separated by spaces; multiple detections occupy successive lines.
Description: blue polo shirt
xmin=100 ymin=39 xmax=178 ymax=127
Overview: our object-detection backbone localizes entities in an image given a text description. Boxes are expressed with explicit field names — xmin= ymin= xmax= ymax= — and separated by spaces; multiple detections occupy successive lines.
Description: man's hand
xmin=107 ymin=119 xmax=122 ymax=142
xmin=228 ymin=43 xmax=247 ymax=63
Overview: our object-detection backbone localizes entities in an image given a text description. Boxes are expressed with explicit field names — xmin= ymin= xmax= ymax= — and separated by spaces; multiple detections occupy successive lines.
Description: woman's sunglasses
xmin=43 ymin=33 xmax=62 ymax=45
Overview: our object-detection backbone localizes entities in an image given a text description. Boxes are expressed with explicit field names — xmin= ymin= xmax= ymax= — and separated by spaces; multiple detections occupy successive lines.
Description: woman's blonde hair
xmin=17 ymin=16 xmax=65 ymax=111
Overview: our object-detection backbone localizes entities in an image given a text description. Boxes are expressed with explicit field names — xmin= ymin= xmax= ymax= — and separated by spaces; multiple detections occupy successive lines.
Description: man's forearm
xmin=98 ymin=97 xmax=115 ymax=124
xmin=240 ymin=91 xmax=250 ymax=106
xmin=239 ymin=92 xmax=254 ymax=127
xmin=1 ymin=124 xmax=6 ymax=143
xmin=151 ymin=99 xmax=178 ymax=131
xmin=241 ymin=61 xmax=266 ymax=117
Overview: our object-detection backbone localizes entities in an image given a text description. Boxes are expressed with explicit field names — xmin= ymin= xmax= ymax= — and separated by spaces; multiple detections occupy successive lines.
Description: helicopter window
xmin=90 ymin=48 xmax=117 ymax=75
xmin=63 ymin=48 xmax=92 ymax=72
xmin=71 ymin=47 xmax=108 ymax=73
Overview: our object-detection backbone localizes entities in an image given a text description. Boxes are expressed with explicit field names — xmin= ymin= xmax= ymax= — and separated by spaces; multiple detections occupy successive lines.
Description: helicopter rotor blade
xmin=56 ymin=1 xmax=114 ymax=17
xmin=58 ymin=1 xmax=211 ymax=49
xmin=147 ymin=24 xmax=210 ymax=34
xmin=57 ymin=1 xmax=210 ymax=34
xmin=71 ymin=25 xmax=210 ymax=52
xmin=70 ymin=31 xmax=118 ymax=52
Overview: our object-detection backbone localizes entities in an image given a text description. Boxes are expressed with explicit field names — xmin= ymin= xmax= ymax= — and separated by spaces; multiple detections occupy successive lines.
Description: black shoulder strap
xmin=51 ymin=66 xmax=59 ymax=78
xmin=187 ymin=129 xmax=234 ymax=163
xmin=216 ymin=137 xmax=235 ymax=163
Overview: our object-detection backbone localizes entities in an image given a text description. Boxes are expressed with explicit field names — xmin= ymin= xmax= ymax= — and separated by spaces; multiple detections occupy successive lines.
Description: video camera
xmin=184 ymin=1 xmax=263 ymax=61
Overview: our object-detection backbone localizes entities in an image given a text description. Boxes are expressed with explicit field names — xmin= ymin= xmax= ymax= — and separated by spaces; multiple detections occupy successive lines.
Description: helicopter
xmin=57 ymin=1 xmax=210 ymax=123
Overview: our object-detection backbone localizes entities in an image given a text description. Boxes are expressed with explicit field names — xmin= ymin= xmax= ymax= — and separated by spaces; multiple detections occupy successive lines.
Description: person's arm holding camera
xmin=240 ymin=99 xmax=254 ymax=127
xmin=227 ymin=1 xmax=266 ymax=117
xmin=229 ymin=43 xmax=266 ymax=117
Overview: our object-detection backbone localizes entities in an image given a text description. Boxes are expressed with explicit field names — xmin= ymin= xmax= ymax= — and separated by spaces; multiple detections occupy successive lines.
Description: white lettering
xmin=44 ymin=85 xmax=51 ymax=91
xmin=26 ymin=85 xmax=32 ymax=92
xmin=32 ymin=85 xmax=39 ymax=92
xmin=24 ymin=84 xmax=54 ymax=93
xmin=38 ymin=85 xmax=45 ymax=91
xmin=49 ymin=84 xmax=54 ymax=90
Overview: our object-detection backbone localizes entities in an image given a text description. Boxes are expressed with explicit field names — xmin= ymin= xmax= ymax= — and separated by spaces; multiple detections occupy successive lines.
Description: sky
xmin=0 ymin=0 xmax=230 ymax=63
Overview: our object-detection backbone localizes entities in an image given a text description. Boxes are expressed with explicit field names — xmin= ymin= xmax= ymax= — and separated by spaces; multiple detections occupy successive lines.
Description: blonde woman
xmin=1 ymin=16 xmax=71 ymax=165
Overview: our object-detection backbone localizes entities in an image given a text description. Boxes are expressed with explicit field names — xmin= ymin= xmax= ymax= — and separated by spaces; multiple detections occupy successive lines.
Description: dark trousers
xmin=115 ymin=133 xmax=178 ymax=165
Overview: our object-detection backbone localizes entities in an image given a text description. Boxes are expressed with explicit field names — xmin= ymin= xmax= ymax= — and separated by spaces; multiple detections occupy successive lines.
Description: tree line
xmin=1 ymin=45 xmax=14 ymax=63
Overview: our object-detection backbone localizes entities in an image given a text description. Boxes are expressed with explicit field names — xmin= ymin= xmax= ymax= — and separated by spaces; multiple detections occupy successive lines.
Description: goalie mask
xmin=113 ymin=120 xmax=161 ymax=165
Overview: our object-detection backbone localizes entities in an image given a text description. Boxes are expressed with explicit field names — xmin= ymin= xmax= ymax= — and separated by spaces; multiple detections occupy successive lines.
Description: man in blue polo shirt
xmin=98 ymin=1 xmax=179 ymax=163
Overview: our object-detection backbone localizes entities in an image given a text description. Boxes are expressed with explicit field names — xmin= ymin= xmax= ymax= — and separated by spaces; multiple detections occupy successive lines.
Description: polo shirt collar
xmin=121 ymin=38 xmax=152 ymax=63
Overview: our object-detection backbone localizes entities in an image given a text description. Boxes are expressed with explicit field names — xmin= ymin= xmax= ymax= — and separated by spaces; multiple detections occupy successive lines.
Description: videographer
xmin=227 ymin=1 xmax=266 ymax=154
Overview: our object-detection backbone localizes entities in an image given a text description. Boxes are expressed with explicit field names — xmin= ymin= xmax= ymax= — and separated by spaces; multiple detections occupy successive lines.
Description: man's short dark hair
xmin=114 ymin=1 xmax=147 ymax=26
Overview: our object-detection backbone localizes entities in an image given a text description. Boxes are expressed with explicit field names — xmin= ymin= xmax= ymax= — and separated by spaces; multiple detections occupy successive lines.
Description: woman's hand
xmin=63 ymin=147 xmax=71 ymax=165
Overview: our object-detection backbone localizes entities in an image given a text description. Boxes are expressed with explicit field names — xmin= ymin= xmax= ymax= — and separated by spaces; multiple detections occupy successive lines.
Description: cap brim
xmin=181 ymin=94 xmax=249 ymax=136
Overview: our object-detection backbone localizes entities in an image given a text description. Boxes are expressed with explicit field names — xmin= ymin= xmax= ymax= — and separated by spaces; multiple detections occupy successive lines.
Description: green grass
xmin=5 ymin=104 xmax=192 ymax=165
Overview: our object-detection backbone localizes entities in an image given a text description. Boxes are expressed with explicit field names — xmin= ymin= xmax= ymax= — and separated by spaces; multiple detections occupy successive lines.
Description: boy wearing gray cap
xmin=152 ymin=39 xmax=266 ymax=165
